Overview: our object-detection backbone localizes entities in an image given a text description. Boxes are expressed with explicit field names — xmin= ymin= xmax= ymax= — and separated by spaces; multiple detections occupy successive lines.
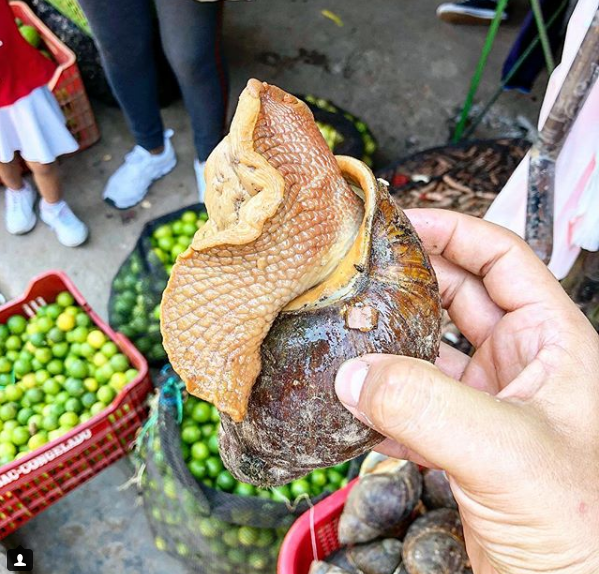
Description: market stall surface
xmin=0 ymin=0 xmax=543 ymax=571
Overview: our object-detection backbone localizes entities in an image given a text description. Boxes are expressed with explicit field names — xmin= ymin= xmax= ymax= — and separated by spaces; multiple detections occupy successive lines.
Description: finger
xmin=405 ymin=209 xmax=570 ymax=312
xmin=431 ymin=255 xmax=504 ymax=347
xmin=435 ymin=342 xmax=470 ymax=381
xmin=336 ymin=354 xmax=535 ymax=484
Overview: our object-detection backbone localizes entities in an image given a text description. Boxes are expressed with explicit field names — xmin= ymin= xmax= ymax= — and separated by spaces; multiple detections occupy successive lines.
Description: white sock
xmin=7 ymin=185 xmax=27 ymax=194
xmin=41 ymin=199 xmax=66 ymax=215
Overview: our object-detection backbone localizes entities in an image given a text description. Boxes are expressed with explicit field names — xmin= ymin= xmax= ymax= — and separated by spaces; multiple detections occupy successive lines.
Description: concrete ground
xmin=0 ymin=0 xmax=545 ymax=571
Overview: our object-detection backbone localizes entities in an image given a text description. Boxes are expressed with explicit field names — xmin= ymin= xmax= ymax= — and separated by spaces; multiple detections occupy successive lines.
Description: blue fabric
xmin=78 ymin=0 xmax=228 ymax=160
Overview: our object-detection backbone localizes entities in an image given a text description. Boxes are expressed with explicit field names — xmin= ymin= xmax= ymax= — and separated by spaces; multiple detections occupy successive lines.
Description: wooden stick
xmin=526 ymin=9 xmax=599 ymax=263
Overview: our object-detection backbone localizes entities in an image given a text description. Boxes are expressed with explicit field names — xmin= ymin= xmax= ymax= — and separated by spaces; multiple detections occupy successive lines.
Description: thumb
xmin=335 ymin=354 xmax=533 ymax=482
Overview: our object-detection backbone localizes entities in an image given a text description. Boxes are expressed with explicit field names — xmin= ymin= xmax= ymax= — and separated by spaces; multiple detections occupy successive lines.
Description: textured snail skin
xmin=161 ymin=79 xmax=441 ymax=486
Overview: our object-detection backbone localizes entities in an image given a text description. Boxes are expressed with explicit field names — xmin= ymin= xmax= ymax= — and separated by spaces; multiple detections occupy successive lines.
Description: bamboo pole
xmin=526 ymin=9 xmax=599 ymax=263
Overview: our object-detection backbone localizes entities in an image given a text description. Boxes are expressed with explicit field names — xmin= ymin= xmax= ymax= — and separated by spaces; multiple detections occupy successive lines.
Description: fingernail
xmin=336 ymin=359 xmax=369 ymax=407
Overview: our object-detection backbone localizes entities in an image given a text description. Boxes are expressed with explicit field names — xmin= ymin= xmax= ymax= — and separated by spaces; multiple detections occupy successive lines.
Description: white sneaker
xmin=4 ymin=181 xmax=37 ymax=235
xmin=194 ymin=159 xmax=207 ymax=204
xmin=40 ymin=200 xmax=89 ymax=247
xmin=103 ymin=130 xmax=177 ymax=209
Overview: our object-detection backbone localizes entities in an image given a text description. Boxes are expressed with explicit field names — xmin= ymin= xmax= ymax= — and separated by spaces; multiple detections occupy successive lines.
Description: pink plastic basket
xmin=278 ymin=478 xmax=358 ymax=574
xmin=0 ymin=271 xmax=152 ymax=537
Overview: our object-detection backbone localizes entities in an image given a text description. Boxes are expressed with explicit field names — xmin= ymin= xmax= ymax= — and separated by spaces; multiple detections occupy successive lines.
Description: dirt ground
xmin=0 ymin=0 xmax=546 ymax=571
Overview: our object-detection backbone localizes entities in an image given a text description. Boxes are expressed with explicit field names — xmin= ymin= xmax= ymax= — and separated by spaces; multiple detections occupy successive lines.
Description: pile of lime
xmin=303 ymin=95 xmax=377 ymax=166
xmin=15 ymin=18 xmax=53 ymax=60
xmin=0 ymin=291 xmax=138 ymax=465
xmin=180 ymin=394 xmax=350 ymax=499
xmin=109 ymin=210 xmax=207 ymax=363
xmin=150 ymin=210 xmax=208 ymax=275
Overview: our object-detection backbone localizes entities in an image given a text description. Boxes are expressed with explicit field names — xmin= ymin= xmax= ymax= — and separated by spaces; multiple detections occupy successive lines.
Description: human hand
xmin=335 ymin=209 xmax=599 ymax=574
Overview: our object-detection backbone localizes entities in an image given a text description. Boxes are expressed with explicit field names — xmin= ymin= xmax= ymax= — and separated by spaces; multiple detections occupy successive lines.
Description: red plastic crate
xmin=10 ymin=2 xmax=100 ymax=152
xmin=278 ymin=478 xmax=357 ymax=574
xmin=0 ymin=271 xmax=152 ymax=538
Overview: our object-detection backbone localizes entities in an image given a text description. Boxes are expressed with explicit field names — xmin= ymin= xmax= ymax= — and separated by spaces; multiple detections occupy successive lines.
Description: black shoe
xmin=436 ymin=0 xmax=509 ymax=25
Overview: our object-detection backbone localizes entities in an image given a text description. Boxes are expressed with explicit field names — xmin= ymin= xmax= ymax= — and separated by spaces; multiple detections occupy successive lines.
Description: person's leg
xmin=1 ymin=158 xmax=36 ymax=235
xmin=0 ymin=159 xmax=24 ymax=190
xmin=154 ymin=0 xmax=228 ymax=162
xmin=26 ymin=162 xmax=60 ymax=203
xmin=77 ymin=0 xmax=164 ymax=152
xmin=27 ymin=161 xmax=88 ymax=247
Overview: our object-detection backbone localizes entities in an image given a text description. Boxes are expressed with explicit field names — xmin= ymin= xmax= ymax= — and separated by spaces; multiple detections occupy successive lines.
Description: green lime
xmin=310 ymin=469 xmax=328 ymax=488
xmin=248 ymin=552 xmax=269 ymax=570
xmin=54 ymin=391 xmax=70 ymax=405
xmin=181 ymin=211 xmax=198 ymax=225
xmin=90 ymin=402 xmax=104 ymax=416
xmin=0 ymin=325 xmax=9 ymax=342
xmin=56 ymin=291 xmax=75 ymax=308
xmin=47 ymin=359 xmax=64 ymax=375
xmin=270 ymin=485 xmax=291 ymax=502
xmin=238 ymin=526 xmax=260 ymax=547
xmin=11 ymin=426 xmax=30 ymax=446
xmin=188 ymin=459 xmax=207 ymax=480
xmin=110 ymin=372 xmax=127 ymax=392
xmin=0 ymin=442 xmax=16 ymax=458
xmin=223 ymin=529 xmax=239 ymax=548
xmin=234 ymin=482 xmax=255 ymax=497
xmin=0 ymin=358 xmax=12 ymax=374
xmin=96 ymin=364 xmax=114 ymax=385
xmin=180 ymin=441 xmax=190 ymax=461
xmin=215 ymin=471 xmax=236 ymax=493
xmin=0 ymin=374 xmax=11 ymax=386
xmin=17 ymin=408 xmax=34 ymax=426
xmin=35 ymin=370 xmax=51 ymax=385
xmin=28 ymin=432 xmax=47 ymax=450
xmin=201 ymin=424 xmax=214 ymax=438
xmin=198 ymin=517 xmax=218 ymax=538
xmin=5 ymin=350 xmax=18 ymax=362
xmin=92 ymin=352 xmax=108 ymax=367
xmin=190 ymin=441 xmax=209 ymax=460
xmin=255 ymin=529 xmax=275 ymax=548
xmin=153 ymin=224 xmax=172 ymax=239
xmin=211 ymin=406 xmax=220 ymax=423
xmin=182 ymin=426 xmax=202 ymax=445
xmin=171 ymin=244 xmax=186 ymax=260
xmin=3 ymin=420 xmax=18 ymax=432
xmin=76 ymin=313 xmax=92 ymax=328
xmin=290 ymin=479 xmax=311 ymax=498
xmin=34 ymin=347 xmax=53 ymax=365
xmin=42 ymin=415 xmax=59 ymax=431
xmin=65 ymin=378 xmax=85 ymax=398
xmin=78 ymin=342 xmax=95 ymax=359
xmin=47 ymin=429 xmax=62 ymax=442
xmin=207 ymin=434 xmax=219 ymax=455
xmin=5 ymin=385 xmax=23 ymax=402
xmin=81 ymin=392 xmax=96 ymax=409
xmin=205 ymin=456 xmax=223 ymax=478
xmin=5 ymin=335 xmax=22 ymax=351
xmin=47 ymin=403 xmax=65 ymax=418
xmin=97 ymin=385 xmax=116 ymax=405
xmin=51 ymin=342 xmax=68 ymax=359
xmin=45 ymin=304 xmax=62 ymax=320
xmin=125 ymin=369 xmax=139 ymax=383
xmin=29 ymin=332 xmax=46 ymax=348
xmin=65 ymin=398 xmax=83 ymax=414
xmin=66 ymin=359 xmax=88 ymax=379
xmin=109 ymin=353 xmax=129 ymax=373
xmin=181 ymin=222 xmax=197 ymax=237
xmin=177 ymin=235 xmax=192 ymax=248
xmin=157 ymin=237 xmax=175 ymax=252
xmin=100 ymin=341 xmax=118 ymax=359
xmin=71 ymin=326 xmax=89 ymax=344
xmin=25 ymin=388 xmax=44 ymax=405
xmin=192 ymin=402 xmax=211 ymax=423
xmin=326 ymin=469 xmax=344 ymax=487
xmin=7 ymin=315 xmax=27 ymax=335
xmin=59 ymin=412 xmax=79 ymax=427
xmin=172 ymin=221 xmax=184 ymax=236
xmin=36 ymin=316 xmax=53 ymax=334
xmin=79 ymin=412 xmax=92 ymax=424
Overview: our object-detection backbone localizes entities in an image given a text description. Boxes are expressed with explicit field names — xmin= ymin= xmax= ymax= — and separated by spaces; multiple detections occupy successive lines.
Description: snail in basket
xmin=160 ymin=79 xmax=442 ymax=487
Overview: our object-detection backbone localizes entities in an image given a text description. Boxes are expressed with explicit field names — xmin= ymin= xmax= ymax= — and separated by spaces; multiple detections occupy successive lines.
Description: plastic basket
xmin=44 ymin=0 xmax=91 ymax=35
xmin=278 ymin=478 xmax=357 ymax=574
xmin=10 ymin=2 xmax=100 ymax=151
xmin=0 ymin=271 xmax=152 ymax=538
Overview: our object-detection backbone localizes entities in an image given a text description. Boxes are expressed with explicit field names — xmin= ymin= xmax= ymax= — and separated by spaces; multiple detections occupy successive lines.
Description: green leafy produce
xmin=0 ymin=292 xmax=138 ymax=465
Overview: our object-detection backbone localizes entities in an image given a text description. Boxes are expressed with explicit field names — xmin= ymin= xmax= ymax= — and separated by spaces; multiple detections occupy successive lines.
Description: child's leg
xmin=26 ymin=161 xmax=60 ymax=203
xmin=0 ymin=159 xmax=25 ymax=190
xmin=27 ymin=161 xmax=89 ymax=247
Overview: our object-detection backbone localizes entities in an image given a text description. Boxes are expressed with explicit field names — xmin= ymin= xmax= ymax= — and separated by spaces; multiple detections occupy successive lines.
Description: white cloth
xmin=485 ymin=0 xmax=599 ymax=279
xmin=0 ymin=85 xmax=78 ymax=165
